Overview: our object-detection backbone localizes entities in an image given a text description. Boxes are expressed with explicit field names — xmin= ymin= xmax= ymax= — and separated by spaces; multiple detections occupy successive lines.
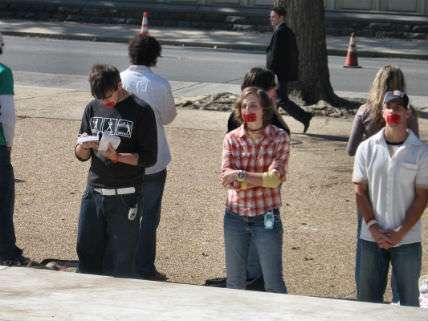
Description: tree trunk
xmin=275 ymin=0 xmax=358 ymax=108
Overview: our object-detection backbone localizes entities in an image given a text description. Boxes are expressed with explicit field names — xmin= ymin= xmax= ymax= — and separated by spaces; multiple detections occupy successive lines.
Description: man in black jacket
xmin=266 ymin=6 xmax=312 ymax=133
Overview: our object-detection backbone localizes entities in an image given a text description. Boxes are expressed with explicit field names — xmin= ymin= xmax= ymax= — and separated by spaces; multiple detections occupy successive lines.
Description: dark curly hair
xmin=88 ymin=64 xmax=121 ymax=99
xmin=234 ymin=87 xmax=273 ymax=128
xmin=128 ymin=34 xmax=161 ymax=67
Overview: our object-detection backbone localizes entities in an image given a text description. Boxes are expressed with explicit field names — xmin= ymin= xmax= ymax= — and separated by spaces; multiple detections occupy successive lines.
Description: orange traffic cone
xmin=140 ymin=12 xmax=149 ymax=36
xmin=343 ymin=33 xmax=361 ymax=68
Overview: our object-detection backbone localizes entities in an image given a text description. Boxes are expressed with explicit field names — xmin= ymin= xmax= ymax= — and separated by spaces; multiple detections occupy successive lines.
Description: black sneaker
xmin=205 ymin=277 xmax=227 ymax=287
xmin=140 ymin=269 xmax=168 ymax=281
xmin=246 ymin=276 xmax=265 ymax=291
xmin=205 ymin=276 xmax=265 ymax=291
xmin=0 ymin=255 xmax=35 ymax=267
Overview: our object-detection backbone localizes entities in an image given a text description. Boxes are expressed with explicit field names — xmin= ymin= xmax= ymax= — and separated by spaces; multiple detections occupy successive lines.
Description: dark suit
xmin=266 ymin=22 xmax=311 ymax=125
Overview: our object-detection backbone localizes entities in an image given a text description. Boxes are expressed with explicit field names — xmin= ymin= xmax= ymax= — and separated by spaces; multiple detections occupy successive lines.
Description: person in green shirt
xmin=0 ymin=32 xmax=31 ymax=266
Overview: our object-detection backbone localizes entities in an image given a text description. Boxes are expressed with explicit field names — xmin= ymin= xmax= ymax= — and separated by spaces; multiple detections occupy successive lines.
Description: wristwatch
xmin=236 ymin=170 xmax=246 ymax=182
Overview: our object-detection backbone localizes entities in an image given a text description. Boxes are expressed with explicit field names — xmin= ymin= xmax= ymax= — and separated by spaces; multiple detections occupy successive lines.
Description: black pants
xmin=0 ymin=145 xmax=22 ymax=260
xmin=76 ymin=185 xmax=141 ymax=277
xmin=136 ymin=169 xmax=167 ymax=276
xmin=276 ymin=78 xmax=311 ymax=125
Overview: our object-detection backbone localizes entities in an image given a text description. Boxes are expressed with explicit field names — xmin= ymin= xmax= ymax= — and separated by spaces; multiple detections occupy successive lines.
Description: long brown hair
xmin=367 ymin=65 xmax=406 ymax=126
xmin=234 ymin=87 xmax=273 ymax=128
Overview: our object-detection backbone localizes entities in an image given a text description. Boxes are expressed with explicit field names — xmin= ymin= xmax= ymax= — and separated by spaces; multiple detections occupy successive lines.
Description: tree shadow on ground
xmin=300 ymin=133 xmax=349 ymax=142
xmin=417 ymin=111 xmax=428 ymax=120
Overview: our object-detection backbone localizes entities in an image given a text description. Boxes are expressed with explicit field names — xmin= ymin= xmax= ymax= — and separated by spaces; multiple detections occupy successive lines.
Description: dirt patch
xmin=11 ymin=114 xmax=428 ymax=301
xmin=9 ymin=85 xmax=428 ymax=301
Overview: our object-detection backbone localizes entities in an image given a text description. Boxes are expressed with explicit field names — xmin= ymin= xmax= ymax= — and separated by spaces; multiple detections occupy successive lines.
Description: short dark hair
xmin=272 ymin=6 xmax=286 ymax=17
xmin=234 ymin=87 xmax=273 ymax=128
xmin=88 ymin=64 xmax=121 ymax=99
xmin=128 ymin=34 xmax=161 ymax=66
xmin=241 ymin=67 xmax=276 ymax=91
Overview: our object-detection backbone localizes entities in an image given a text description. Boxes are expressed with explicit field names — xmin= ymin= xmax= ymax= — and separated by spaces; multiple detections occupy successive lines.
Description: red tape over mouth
xmin=242 ymin=113 xmax=257 ymax=122
xmin=386 ymin=113 xmax=400 ymax=125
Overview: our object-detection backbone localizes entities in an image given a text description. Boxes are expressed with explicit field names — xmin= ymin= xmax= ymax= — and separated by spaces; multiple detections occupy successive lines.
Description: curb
xmin=3 ymin=30 xmax=428 ymax=60
xmin=327 ymin=49 xmax=427 ymax=61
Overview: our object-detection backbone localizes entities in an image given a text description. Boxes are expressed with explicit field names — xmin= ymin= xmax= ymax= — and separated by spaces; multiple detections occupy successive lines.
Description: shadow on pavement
xmin=299 ymin=133 xmax=349 ymax=142
xmin=417 ymin=111 xmax=428 ymax=120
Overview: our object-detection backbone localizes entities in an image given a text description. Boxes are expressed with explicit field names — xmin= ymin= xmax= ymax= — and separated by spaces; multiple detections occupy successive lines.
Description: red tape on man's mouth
xmin=242 ymin=113 xmax=257 ymax=122
xmin=386 ymin=112 xmax=400 ymax=125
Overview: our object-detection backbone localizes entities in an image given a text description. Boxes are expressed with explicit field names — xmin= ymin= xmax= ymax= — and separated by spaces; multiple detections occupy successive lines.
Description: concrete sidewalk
xmin=0 ymin=267 xmax=426 ymax=321
xmin=1 ymin=19 xmax=428 ymax=60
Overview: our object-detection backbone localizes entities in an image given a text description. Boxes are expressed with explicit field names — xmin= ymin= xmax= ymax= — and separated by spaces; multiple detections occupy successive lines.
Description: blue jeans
xmin=0 ymin=146 xmax=22 ymax=260
xmin=136 ymin=169 xmax=166 ymax=276
xmin=246 ymin=241 xmax=262 ymax=280
xmin=224 ymin=210 xmax=287 ymax=293
xmin=76 ymin=185 xmax=141 ymax=277
xmin=355 ymin=215 xmax=399 ymax=302
xmin=358 ymin=240 xmax=421 ymax=307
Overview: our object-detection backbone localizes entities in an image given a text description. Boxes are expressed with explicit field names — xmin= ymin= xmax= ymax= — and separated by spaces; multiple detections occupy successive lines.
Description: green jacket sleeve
xmin=0 ymin=65 xmax=14 ymax=95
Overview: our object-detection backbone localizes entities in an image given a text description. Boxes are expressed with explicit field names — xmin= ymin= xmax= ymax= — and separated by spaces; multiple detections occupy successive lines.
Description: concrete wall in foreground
xmin=1 ymin=267 xmax=427 ymax=321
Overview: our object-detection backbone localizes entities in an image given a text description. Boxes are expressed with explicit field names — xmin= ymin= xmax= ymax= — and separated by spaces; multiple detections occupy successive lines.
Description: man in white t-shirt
xmin=121 ymin=34 xmax=176 ymax=280
xmin=353 ymin=90 xmax=428 ymax=306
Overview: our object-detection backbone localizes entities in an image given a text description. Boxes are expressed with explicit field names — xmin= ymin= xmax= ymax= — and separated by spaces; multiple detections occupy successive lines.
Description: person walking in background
xmin=353 ymin=90 xmax=428 ymax=307
xmin=121 ymin=34 xmax=176 ymax=281
xmin=221 ymin=87 xmax=289 ymax=293
xmin=75 ymin=64 xmax=157 ymax=277
xmin=266 ymin=6 xmax=312 ymax=133
xmin=0 ymin=32 xmax=32 ymax=266
xmin=346 ymin=65 xmax=419 ymax=303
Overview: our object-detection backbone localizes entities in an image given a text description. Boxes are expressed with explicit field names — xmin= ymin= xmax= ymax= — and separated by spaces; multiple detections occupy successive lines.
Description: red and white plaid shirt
xmin=222 ymin=124 xmax=290 ymax=217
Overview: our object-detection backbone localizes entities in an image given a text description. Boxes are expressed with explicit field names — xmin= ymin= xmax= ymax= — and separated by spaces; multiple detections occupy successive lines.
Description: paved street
xmin=2 ymin=35 xmax=428 ymax=109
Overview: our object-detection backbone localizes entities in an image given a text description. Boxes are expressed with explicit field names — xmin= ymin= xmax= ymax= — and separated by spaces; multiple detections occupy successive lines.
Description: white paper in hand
xmin=77 ymin=135 xmax=99 ymax=144
xmin=98 ymin=134 xmax=121 ymax=152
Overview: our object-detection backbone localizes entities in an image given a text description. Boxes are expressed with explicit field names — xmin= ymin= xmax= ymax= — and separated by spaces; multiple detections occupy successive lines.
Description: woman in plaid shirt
xmin=220 ymin=87 xmax=290 ymax=293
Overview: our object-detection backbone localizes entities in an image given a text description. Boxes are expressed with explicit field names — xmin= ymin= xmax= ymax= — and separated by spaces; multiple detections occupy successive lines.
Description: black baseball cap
xmin=383 ymin=90 xmax=409 ymax=108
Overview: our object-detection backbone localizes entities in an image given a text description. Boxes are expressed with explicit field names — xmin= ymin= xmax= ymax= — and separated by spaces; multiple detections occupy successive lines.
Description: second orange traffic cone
xmin=140 ymin=12 xmax=149 ymax=36
xmin=343 ymin=33 xmax=361 ymax=68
